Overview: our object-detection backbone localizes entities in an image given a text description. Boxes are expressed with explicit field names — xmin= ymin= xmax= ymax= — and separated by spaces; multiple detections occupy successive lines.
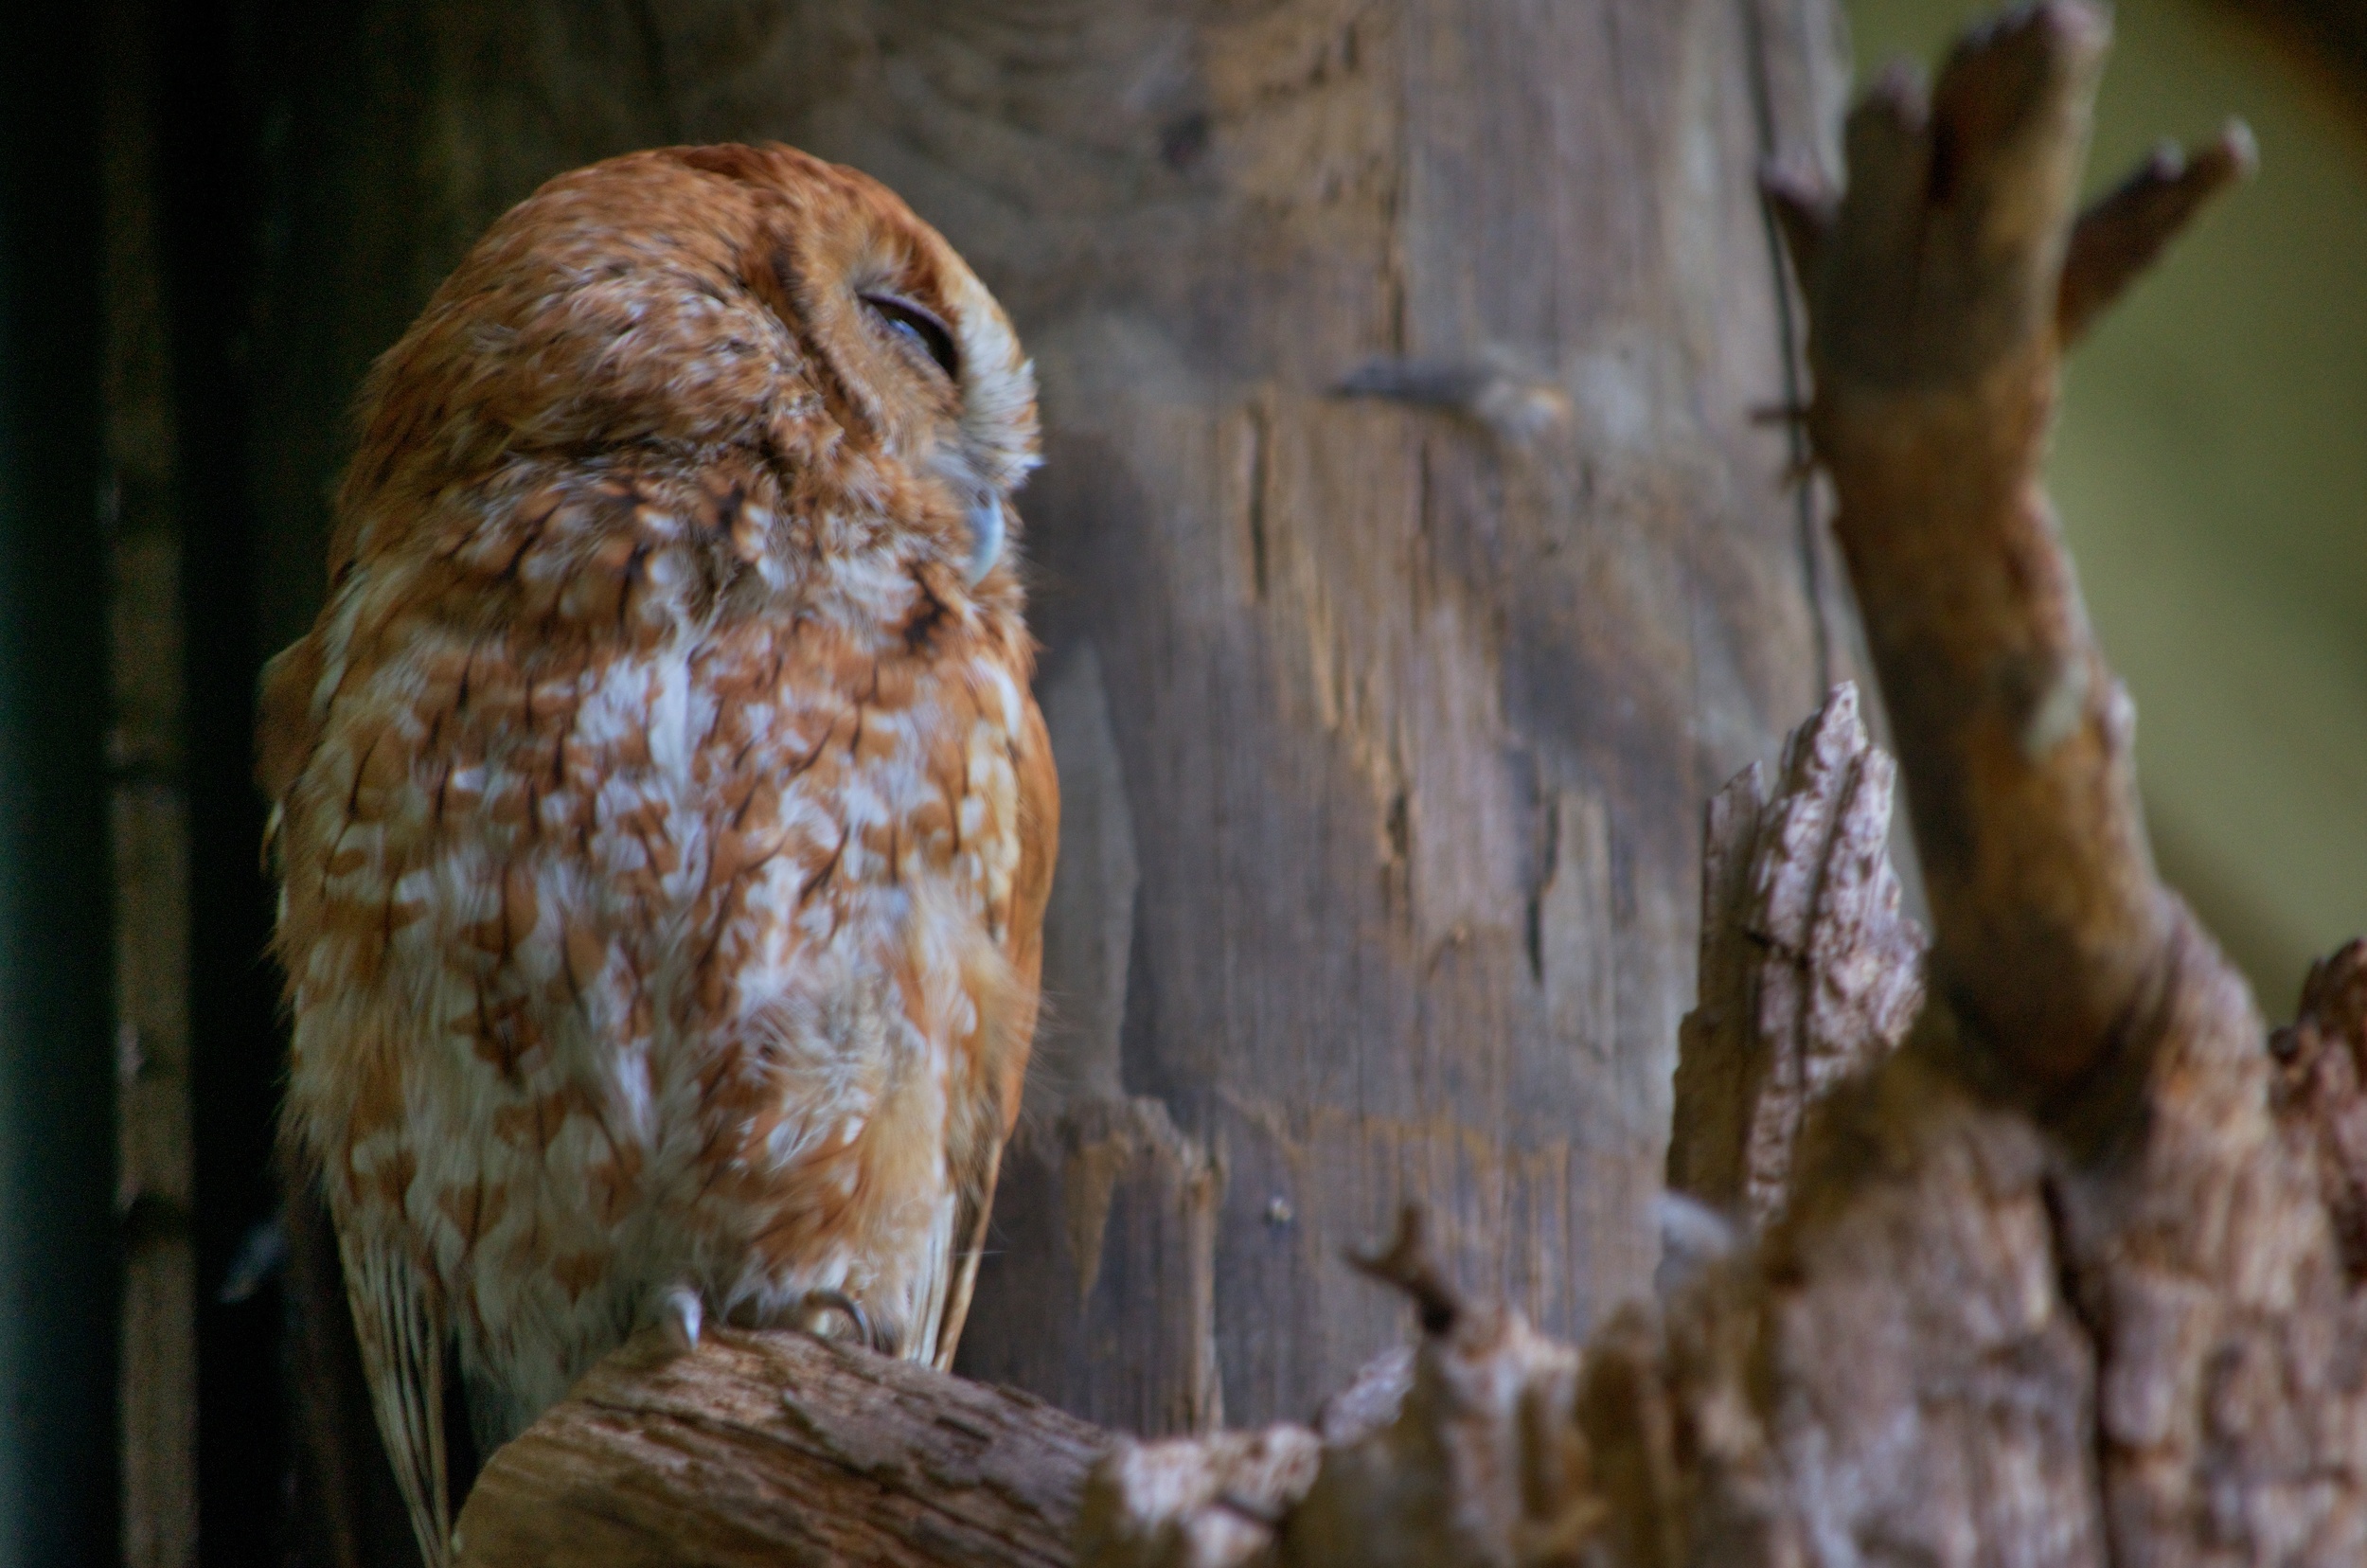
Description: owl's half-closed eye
xmin=857 ymin=289 xmax=1008 ymax=582
xmin=861 ymin=293 xmax=961 ymax=382
xmin=851 ymin=272 xmax=1031 ymax=586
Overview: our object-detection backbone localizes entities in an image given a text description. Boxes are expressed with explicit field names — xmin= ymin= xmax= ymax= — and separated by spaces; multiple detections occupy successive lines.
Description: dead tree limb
xmin=452 ymin=1330 xmax=1103 ymax=1568
xmin=1779 ymin=2 xmax=2162 ymax=1097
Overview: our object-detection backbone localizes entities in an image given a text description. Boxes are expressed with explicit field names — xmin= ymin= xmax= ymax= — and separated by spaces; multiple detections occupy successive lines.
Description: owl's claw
xmin=799 ymin=1288 xmax=892 ymax=1355
xmin=658 ymin=1285 xmax=703 ymax=1353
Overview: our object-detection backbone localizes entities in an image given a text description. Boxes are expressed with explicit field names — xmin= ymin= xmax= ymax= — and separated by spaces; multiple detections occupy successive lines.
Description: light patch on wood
xmin=1060 ymin=1097 xmax=1207 ymax=1312
xmin=1536 ymin=789 xmax=1613 ymax=1068
xmin=1218 ymin=393 xmax=1272 ymax=606
xmin=1255 ymin=400 xmax=1528 ymax=949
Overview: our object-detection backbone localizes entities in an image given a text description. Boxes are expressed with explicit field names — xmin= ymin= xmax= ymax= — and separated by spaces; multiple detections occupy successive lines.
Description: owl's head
xmin=345 ymin=143 xmax=1038 ymax=589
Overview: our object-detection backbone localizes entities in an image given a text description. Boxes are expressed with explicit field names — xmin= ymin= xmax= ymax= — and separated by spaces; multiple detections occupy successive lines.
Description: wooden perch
xmin=453 ymin=1329 xmax=1103 ymax=1567
xmin=454 ymin=7 xmax=2367 ymax=1565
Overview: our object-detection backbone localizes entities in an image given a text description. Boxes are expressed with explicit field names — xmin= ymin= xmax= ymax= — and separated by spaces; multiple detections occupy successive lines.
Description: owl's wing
xmin=259 ymin=637 xmax=454 ymax=1554
xmin=932 ymin=1140 xmax=1002 ymax=1373
xmin=930 ymin=690 xmax=1059 ymax=1372
xmin=339 ymin=1230 xmax=453 ymax=1568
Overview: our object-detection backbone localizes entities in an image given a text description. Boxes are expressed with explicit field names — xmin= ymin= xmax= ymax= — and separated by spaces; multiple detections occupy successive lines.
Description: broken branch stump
xmin=1667 ymin=682 xmax=1927 ymax=1227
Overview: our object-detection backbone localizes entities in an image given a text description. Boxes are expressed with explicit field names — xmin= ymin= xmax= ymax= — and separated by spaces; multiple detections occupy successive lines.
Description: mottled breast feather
xmin=260 ymin=144 xmax=1053 ymax=1568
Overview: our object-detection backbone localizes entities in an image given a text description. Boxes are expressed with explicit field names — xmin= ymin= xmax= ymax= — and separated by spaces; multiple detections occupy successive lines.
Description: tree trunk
xmin=237 ymin=0 xmax=1852 ymax=1554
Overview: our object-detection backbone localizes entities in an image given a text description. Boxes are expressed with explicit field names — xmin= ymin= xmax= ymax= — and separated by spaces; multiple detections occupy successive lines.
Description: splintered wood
xmin=1667 ymin=683 xmax=1926 ymax=1227
xmin=454 ymin=5 xmax=2367 ymax=1564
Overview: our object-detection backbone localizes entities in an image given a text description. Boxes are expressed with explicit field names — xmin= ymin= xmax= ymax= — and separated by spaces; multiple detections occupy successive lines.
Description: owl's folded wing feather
xmin=339 ymin=1231 xmax=453 ymax=1568
xmin=931 ymin=686 xmax=1058 ymax=1371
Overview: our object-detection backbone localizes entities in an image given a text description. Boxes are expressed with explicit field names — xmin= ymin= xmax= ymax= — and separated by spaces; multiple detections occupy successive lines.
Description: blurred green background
xmin=1850 ymin=0 xmax=2367 ymax=1011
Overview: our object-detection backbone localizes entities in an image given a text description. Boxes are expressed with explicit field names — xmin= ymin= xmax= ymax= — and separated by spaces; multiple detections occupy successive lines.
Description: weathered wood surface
xmin=1095 ymin=11 xmax=2367 ymax=1547
xmin=1659 ymin=8 xmax=2367 ymax=1559
xmin=454 ymin=1330 xmax=1103 ymax=1568
xmin=1665 ymin=682 xmax=1925 ymax=1227
xmin=242 ymin=6 xmax=1851 ymax=1534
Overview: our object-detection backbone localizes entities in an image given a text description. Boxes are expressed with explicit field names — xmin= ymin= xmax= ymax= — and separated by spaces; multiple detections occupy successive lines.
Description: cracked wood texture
xmin=242 ymin=1 xmax=1853 ymax=1548
xmin=452 ymin=1329 xmax=1103 ymax=1568
xmin=1666 ymin=681 xmax=1926 ymax=1229
xmin=1614 ymin=6 xmax=2367 ymax=1563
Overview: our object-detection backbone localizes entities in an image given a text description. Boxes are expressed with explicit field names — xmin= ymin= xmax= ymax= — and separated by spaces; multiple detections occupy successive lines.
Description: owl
xmin=258 ymin=144 xmax=1057 ymax=1566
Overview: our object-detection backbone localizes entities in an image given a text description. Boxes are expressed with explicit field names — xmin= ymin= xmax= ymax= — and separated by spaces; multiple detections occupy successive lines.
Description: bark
xmin=2270 ymin=941 xmax=2367 ymax=1285
xmin=1664 ymin=682 xmax=1926 ymax=1228
xmin=458 ymin=5 xmax=2367 ymax=1564
xmin=453 ymin=1331 xmax=1101 ymax=1568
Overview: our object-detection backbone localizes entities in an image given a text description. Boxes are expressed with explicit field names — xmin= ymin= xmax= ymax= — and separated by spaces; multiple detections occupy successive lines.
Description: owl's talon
xmin=659 ymin=1285 xmax=703 ymax=1353
xmin=800 ymin=1288 xmax=889 ymax=1354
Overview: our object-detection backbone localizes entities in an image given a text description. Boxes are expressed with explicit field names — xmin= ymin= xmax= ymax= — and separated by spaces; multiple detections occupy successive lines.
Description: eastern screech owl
xmin=258 ymin=144 xmax=1057 ymax=1565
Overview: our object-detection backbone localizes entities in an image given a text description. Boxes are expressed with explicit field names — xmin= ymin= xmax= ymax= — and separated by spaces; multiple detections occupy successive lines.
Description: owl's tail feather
xmin=339 ymin=1232 xmax=454 ymax=1568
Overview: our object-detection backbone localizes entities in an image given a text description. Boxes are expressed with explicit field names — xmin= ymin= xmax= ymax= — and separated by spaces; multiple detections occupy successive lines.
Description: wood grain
xmin=454 ymin=1330 xmax=1106 ymax=1568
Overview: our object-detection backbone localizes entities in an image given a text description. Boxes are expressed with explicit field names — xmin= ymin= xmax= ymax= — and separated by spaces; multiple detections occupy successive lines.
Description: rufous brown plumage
xmin=259 ymin=144 xmax=1057 ymax=1566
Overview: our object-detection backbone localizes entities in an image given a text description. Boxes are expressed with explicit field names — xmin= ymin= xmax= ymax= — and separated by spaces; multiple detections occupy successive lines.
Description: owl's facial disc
xmin=965 ymin=491 xmax=1006 ymax=585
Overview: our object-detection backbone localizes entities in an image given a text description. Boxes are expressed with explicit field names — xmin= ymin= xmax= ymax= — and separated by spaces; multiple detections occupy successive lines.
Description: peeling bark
xmin=1667 ymin=682 xmax=1927 ymax=1227
xmin=2271 ymin=942 xmax=2367 ymax=1283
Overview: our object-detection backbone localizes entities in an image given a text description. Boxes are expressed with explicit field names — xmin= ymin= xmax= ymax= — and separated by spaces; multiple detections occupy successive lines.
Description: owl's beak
xmin=965 ymin=492 xmax=1006 ymax=586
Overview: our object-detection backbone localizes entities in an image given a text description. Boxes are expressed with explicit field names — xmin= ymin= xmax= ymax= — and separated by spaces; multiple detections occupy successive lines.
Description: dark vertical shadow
xmin=0 ymin=3 xmax=119 ymax=1561
xmin=150 ymin=0 xmax=288 ymax=1559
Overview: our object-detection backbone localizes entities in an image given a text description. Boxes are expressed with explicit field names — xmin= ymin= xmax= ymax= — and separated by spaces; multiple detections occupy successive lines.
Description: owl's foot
xmin=798 ymin=1288 xmax=893 ymax=1356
